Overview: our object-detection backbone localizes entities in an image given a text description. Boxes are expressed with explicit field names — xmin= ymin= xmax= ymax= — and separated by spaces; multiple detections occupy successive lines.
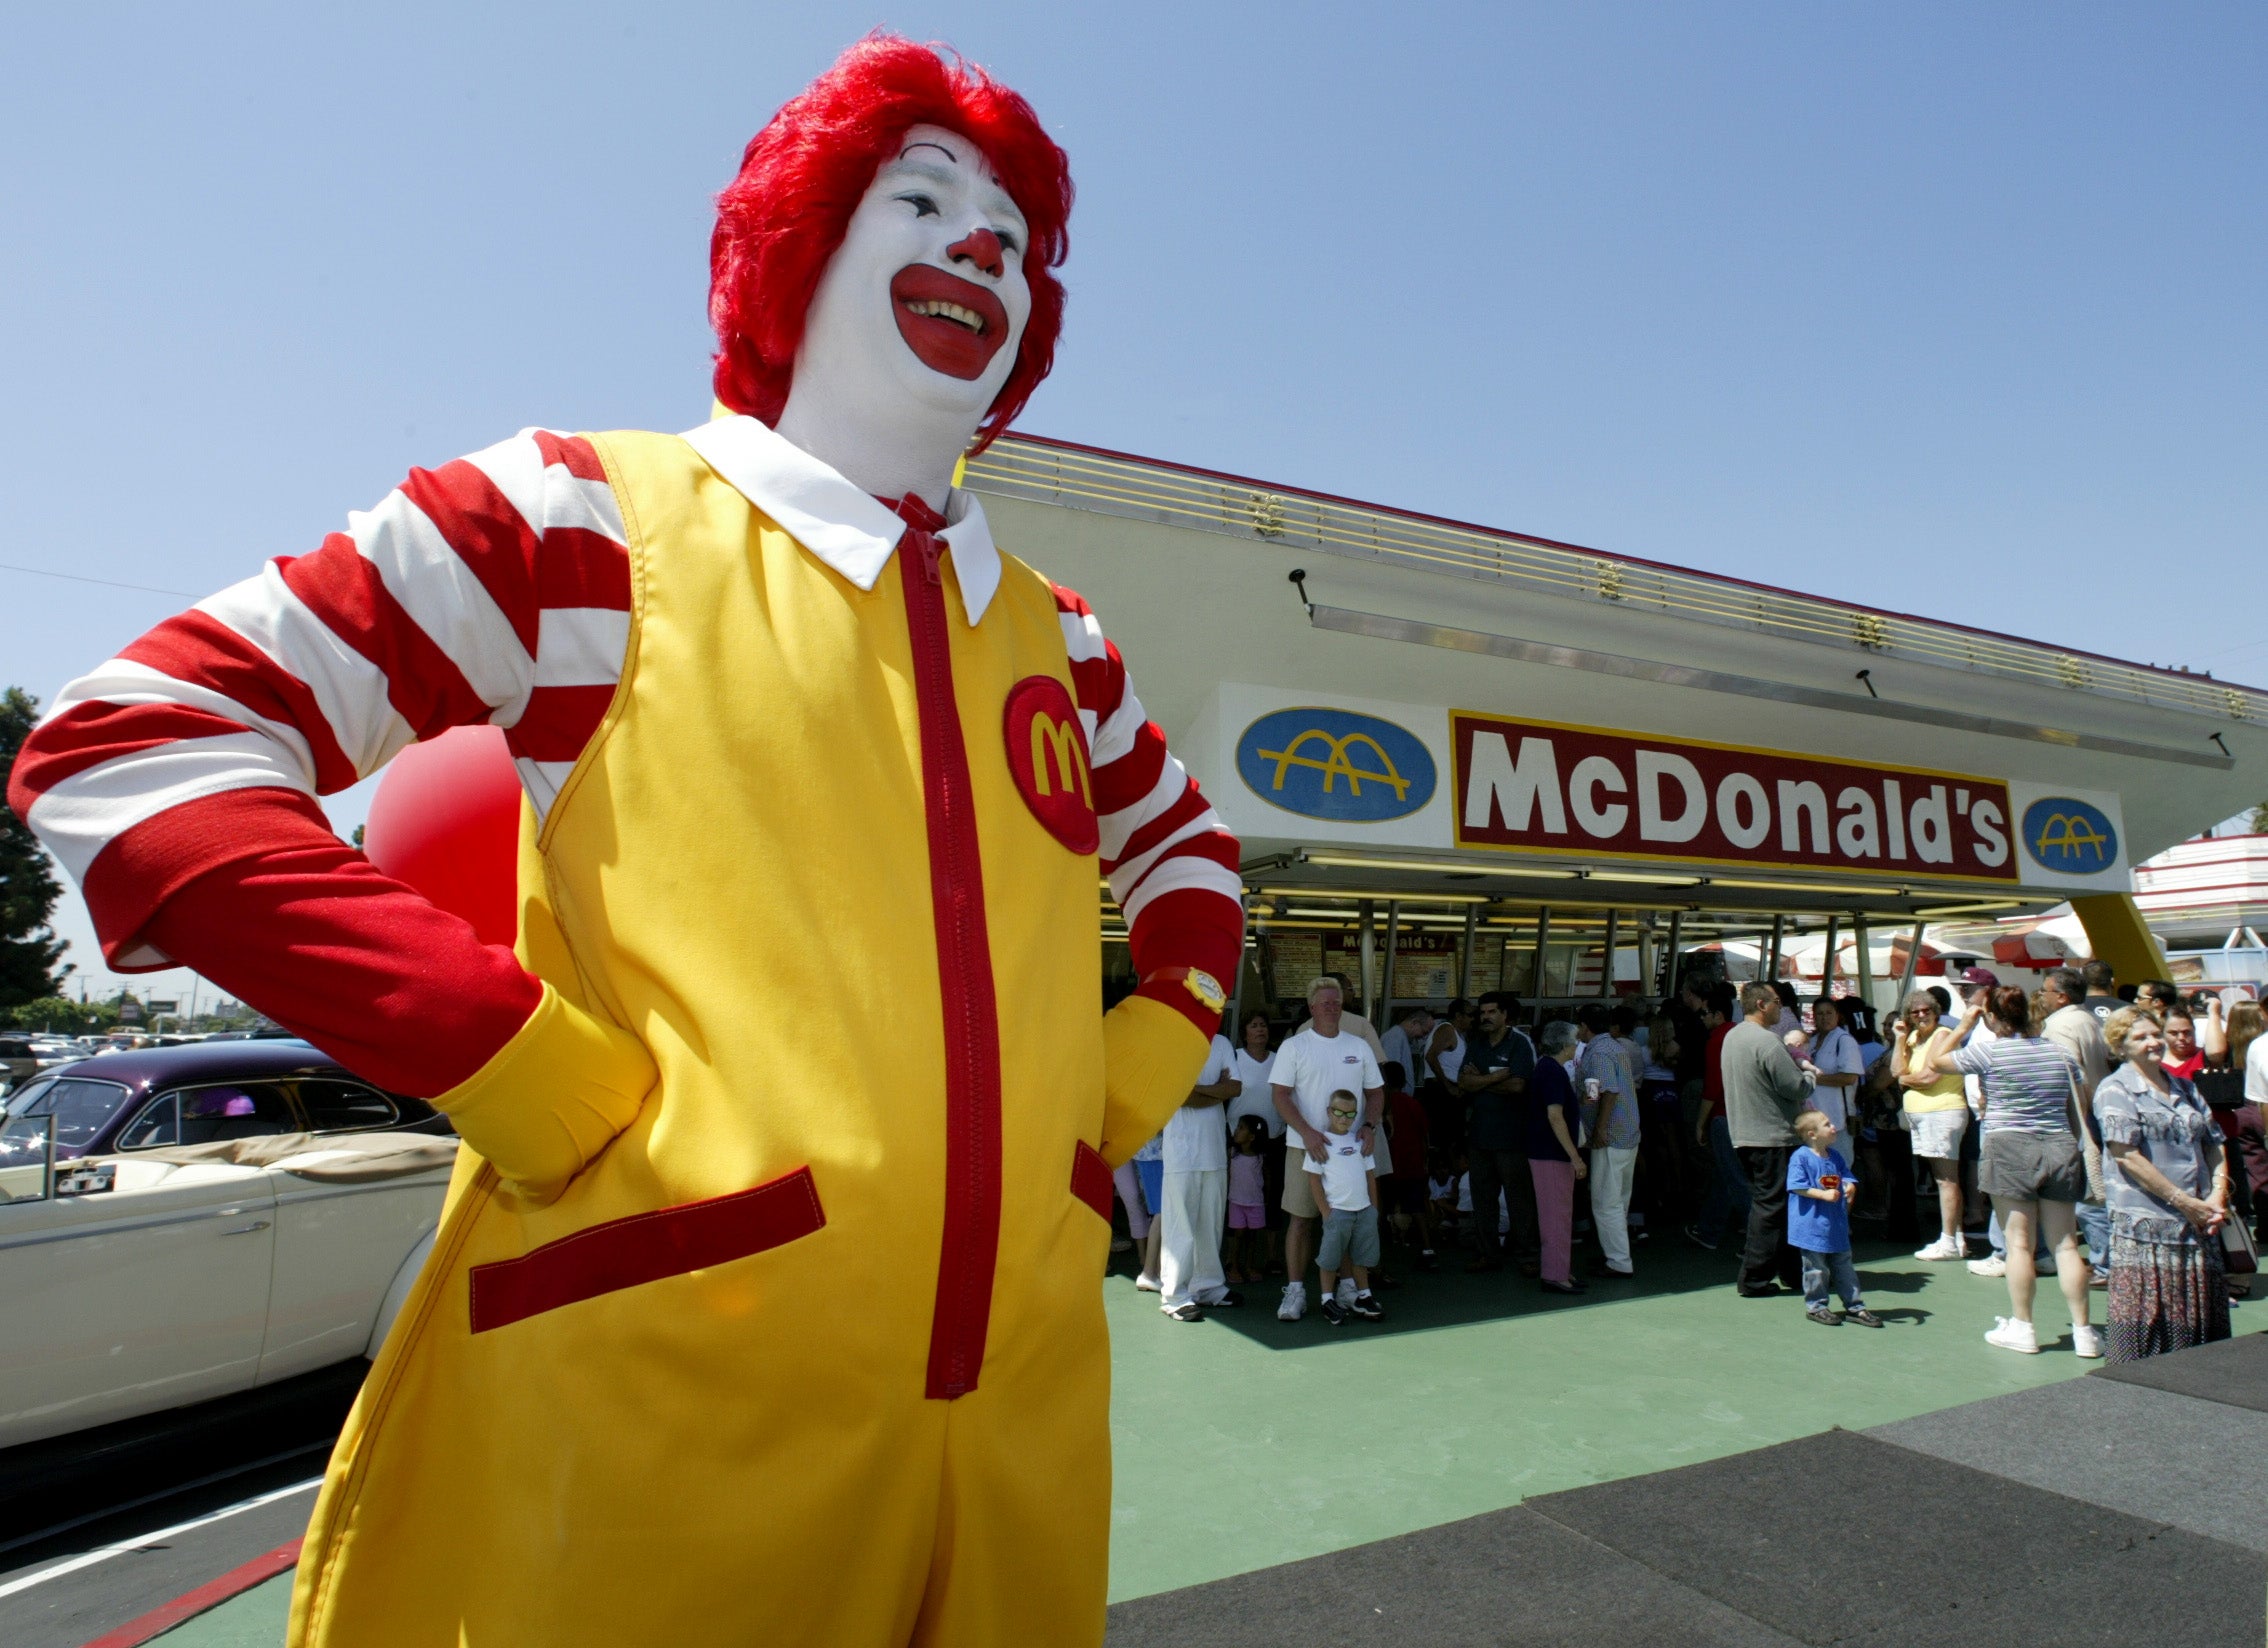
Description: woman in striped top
xmin=1924 ymin=985 xmax=2098 ymax=1357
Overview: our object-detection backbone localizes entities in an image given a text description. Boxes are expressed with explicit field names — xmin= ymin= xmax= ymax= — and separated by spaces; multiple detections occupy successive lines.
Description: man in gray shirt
xmin=2042 ymin=966 xmax=2112 ymax=1278
xmin=1723 ymin=982 xmax=1815 ymax=1296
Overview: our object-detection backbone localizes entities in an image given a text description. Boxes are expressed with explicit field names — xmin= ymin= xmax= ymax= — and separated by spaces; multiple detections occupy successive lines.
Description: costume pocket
xmin=469 ymin=1165 xmax=824 ymax=1332
xmin=1071 ymin=1140 xmax=1114 ymax=1223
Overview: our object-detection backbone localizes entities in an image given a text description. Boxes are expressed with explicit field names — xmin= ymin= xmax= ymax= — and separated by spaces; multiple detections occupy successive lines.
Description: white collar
xmin=679 ymin=414 xmax=1001 ymax=624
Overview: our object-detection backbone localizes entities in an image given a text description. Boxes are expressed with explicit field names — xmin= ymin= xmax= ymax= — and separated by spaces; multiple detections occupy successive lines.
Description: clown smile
xmin=891 ymin=264 xmax=1011 ymax=380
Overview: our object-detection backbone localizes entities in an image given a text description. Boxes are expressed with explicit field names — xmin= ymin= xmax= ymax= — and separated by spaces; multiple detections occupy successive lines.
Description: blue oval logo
xmin=2020 ymin=797 xmax=2118 ymax=875
xmin=1236 ymin=707 xmax=1436 ymax=822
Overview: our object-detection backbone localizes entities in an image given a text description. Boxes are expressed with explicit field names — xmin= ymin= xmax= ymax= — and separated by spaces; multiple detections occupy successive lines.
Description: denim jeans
xmin=2076 ymin=1201 xmax=2111 ymax=1273
xmin=1694 ymin=1115 xmax=1751 ymax=1239
xmin=1801 ymin=1248 xmax=1863 ymax=1310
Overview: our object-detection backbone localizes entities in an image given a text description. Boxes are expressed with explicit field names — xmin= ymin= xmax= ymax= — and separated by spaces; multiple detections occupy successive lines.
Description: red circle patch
xmin=1004 ymin=675 xmax=1099 ymax=855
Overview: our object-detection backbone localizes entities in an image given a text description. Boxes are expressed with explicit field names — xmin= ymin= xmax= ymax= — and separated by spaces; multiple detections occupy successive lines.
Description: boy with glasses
xmin=1308 ymin=1090 xmax=1386 ymax=1325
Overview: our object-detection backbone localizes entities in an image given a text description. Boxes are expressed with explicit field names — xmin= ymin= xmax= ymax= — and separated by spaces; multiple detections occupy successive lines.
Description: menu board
xmin=1268 ymin=932 xmax=1323 ymax=1000
xmin=1382 ymin=935 xmax=1455 ymax=1000
xmin=1261 ymin=928 xmax=1558 ymax=1003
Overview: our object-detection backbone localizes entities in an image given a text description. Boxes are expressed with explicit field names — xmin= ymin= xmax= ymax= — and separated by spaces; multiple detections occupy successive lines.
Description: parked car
xmin=0 ymin=1038 xmax=36 ymax=1094
xmin=0 ymin=1039 xmax=451 ymax=1161
xmin=0 ymin=1041 xmax=456 ymax=1447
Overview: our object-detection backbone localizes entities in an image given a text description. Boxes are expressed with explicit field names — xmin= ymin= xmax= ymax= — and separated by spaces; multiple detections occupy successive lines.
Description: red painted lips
xmin=890 ymin=264 xmax=1012 ymax=380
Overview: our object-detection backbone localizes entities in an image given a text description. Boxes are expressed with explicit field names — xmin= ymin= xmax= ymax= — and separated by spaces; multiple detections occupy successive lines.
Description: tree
xmin=9 ymin=995 xmax=100 ymax=1034
xmin=0 ymin=688 xmax=69 ymax=1010
xmin=2252 ymin=800 xmax=2268 ymax=836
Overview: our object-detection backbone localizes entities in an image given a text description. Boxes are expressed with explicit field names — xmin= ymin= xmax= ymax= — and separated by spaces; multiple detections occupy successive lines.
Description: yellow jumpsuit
xmin=286 ymin=429 xmax=1214 ymax=1646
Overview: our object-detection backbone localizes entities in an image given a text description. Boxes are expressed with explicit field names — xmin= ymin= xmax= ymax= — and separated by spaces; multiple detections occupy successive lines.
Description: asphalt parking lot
xmin=0 ymin=1364 xmax=360 ymax=1648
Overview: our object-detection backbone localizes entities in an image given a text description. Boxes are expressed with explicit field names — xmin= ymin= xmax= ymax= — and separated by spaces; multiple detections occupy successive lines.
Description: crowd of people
xmin=1113 ymin=960 xmax=2263 ymax=1365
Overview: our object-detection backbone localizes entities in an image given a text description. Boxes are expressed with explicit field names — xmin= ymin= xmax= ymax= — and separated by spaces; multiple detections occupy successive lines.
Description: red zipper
xmin=897 ymin=517 xmax=1003 ymax=1401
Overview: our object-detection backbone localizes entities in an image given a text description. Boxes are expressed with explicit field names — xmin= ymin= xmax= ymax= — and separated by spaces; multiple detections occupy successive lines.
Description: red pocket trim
xmin=469 ymin=1166 xmax=824 ymax=1333
xmin=1071 ymin=1140 xmax=1114 ymax=1223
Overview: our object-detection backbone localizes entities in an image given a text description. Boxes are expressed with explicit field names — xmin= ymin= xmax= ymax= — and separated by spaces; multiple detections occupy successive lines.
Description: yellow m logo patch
xmin=1030 ymin=712 xmax=1092 ymax=808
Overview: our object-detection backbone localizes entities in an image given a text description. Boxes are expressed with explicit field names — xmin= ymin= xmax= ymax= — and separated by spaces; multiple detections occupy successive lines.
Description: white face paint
xmin=774 ymin=123 xmax=1033 ymax=508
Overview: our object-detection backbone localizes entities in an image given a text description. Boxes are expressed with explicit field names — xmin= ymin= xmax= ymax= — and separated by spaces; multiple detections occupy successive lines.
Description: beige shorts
xmin=1282 ymin=1141 xmax=1320 ymax=1218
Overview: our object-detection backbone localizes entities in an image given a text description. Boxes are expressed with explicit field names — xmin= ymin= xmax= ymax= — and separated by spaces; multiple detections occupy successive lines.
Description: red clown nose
xmin=361 ymin=725 xmax=522 ymax=948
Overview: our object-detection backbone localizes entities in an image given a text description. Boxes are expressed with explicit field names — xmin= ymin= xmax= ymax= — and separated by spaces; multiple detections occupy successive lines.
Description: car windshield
xmin=3 ymin=1077 xmax=135 ymax=1151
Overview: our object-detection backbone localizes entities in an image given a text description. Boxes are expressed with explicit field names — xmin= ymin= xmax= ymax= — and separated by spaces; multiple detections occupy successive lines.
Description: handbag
xmin=2224 ymin=1216 xmax=2259 ymax=1275
xmin=2222 ymin=1215 xmax=2258 ymax=1278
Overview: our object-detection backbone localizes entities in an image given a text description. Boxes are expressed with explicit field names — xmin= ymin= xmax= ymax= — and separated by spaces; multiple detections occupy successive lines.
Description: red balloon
xmin=362 ymin=726 xmax=522 ymax=947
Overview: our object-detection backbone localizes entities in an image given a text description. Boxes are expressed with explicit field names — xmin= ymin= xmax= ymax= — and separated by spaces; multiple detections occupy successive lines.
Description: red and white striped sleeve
xmin=1053 ymin=583 xmax=1245 ymax=1032
xmin=5 ymin=430 xmax=630 ymax=1095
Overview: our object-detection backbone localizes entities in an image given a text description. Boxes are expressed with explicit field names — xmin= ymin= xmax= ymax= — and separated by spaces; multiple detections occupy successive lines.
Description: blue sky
xmin=4 ymin=3 xmax=2262 ymax=1002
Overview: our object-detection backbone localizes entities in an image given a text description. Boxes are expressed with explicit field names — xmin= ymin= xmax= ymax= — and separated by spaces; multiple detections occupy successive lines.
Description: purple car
xmin=1 ymin=1039 xmax=449 ymax=1161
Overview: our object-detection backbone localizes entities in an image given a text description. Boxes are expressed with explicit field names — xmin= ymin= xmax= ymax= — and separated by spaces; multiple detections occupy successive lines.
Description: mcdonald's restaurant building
xmin=962 ymin=435 xmax=2268 ymax=1022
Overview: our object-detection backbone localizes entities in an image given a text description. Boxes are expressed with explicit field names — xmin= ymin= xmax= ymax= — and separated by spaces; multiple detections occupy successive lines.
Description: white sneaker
xmin=1277 ymin=1282 xmax=1307 ymax=1322
xmin=1134 ymin=1273 xmax=1161 ymax=1293
xmin=1985 ymin=1316 xmax=2039 ymax=1354
xmin=1336 ymin=1278 xmax=1358 ymax=1307
xmin=2072 ymin=1324 xmax=2104 ymax=1359
xmin=1914 ymin=1239 xmax=1961 ymax=1261
xmin=1967 ymin=1255 xmax=2008 ymax=1277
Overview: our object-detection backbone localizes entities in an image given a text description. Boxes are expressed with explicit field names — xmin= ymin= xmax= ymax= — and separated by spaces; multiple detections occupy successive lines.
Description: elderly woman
xmin=1891 ymin=991 xmax=1972 ymax=1260
xmin=2095 ymin=1007 xmax=2233 ymax=1361
xmin=1528 ymin=1021 xmax=1589 ymax=1296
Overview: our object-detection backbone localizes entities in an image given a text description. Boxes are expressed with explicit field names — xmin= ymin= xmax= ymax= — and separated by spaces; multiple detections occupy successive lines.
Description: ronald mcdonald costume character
xmin=9 ymin=37 xmax=1243 ymax=1646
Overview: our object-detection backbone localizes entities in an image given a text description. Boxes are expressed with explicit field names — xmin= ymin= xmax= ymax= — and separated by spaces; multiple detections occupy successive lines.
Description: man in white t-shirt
xmin=1298 ymin=976 xmax=1393 ymax=1177
xmin=1158 ymin=1033 xmax=1243 ymax=1321
xmin=1271 ymin=977 xmax=1384 ymax=1321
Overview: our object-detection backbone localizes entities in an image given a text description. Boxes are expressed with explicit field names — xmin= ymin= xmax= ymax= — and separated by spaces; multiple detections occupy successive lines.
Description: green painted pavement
xmin=153 ymin=1571 xmax=292 ymax=1645
xmin=1100 ymin=1239 xmax=2251 ymax=1602
xmin=157 ymin=1239 xmax=2259 ymax=1638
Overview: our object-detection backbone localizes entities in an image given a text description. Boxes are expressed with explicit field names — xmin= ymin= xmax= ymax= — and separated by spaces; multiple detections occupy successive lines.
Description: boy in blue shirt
xmin=1788 ymin=1112 xmax=1882 ymax=1327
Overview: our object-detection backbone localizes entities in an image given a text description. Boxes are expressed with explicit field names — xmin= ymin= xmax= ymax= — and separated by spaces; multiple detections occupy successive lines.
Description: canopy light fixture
xmin=1708 ymin=877 xmax=1912 ymax=898
xmin=1253 ymin=885 xmax=1494 ymax=906
xmin=1301 ymin=853 xmax=1578 ymax=880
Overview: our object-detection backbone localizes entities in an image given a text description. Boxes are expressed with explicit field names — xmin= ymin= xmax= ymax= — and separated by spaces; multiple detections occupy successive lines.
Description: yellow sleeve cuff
xmin=1098 ymin=993 xmax=1211 ymax=1168
xmin=436 ymin=982 xmax=656 ymax=1201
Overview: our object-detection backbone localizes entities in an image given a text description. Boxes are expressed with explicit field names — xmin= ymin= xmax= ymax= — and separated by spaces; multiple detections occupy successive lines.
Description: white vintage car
xmin=0 ymin=1044 xmax=453 ymax=1449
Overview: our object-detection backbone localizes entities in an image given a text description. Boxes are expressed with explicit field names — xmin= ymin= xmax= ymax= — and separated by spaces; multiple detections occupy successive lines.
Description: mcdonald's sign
xmin=1235 ymin=707 xmax=1437 ymax=823
xmin=1004 ymin=675 xmax=1100 ymax=854
xmin=2019 ymin=797 xmax=2119 ymax=876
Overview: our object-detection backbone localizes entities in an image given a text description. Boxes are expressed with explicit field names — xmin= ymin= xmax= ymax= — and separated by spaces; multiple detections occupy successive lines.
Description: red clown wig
xmin=710 ymin=35 xmax=1073 ymax=453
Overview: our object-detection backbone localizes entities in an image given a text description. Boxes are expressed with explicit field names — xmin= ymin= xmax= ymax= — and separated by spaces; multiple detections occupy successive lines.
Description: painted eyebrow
xmin=884 ymin=157 xmax=962 ymax=192
xmin=882 ymin=154 xmax=1028 ymax=235
xmin=901 ymin=138 xmax=959 ymax=164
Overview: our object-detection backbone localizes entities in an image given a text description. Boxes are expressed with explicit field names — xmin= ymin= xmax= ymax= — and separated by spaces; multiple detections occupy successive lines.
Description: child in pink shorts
xmin=1224 ymin=1116 xmax=1270 ymax=1283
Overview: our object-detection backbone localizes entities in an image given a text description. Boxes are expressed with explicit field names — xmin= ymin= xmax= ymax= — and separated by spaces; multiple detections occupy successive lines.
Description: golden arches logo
xmin=1256 ymin=730 xmax=1412 ymax=799
xmin=2033 ymin=811 xmax=2110 ymax=864
xmin=1029 ymin=711 xmax=1092 ymax=808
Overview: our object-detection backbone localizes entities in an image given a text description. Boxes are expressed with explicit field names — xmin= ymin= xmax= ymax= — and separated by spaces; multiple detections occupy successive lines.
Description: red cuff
xmin=1127 ymin=887 xmax=1245 ymax=1036
xmin=127 ymin=790 xmax=542 ymax=1097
